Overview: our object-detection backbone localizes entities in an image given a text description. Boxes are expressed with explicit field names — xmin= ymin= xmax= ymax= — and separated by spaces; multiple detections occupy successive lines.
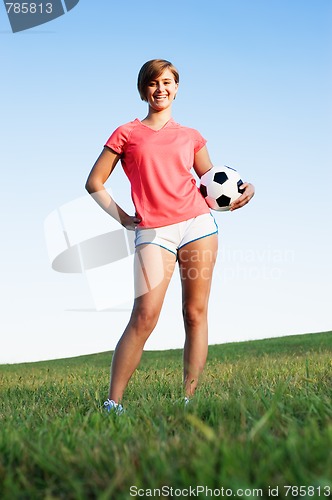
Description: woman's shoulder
xmin=172 ymin=120 xmax=202 ymax=134
xmin=173 ymin=121 xmax=206 ymax=141
xmin=112 ymin=119 xmax=140 ymax=134
xmin=106 ymin=119 xmax=140 ymax=141
xmin=104 ymin=119 xmax=140 ymax=151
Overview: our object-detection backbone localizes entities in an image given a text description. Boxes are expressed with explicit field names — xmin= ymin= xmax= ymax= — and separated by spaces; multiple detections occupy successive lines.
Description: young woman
xmin=85 ymin=59 xmax=255 ymax=412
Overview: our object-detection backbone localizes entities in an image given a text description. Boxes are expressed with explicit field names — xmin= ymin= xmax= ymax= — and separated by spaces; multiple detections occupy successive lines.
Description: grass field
xmin=0 ymin=331 xmax=331 ymax=499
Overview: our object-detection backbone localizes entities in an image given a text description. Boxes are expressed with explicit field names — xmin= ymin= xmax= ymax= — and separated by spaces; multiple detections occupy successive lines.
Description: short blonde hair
xmin=137 ymin=59 xmax=179 ymax=101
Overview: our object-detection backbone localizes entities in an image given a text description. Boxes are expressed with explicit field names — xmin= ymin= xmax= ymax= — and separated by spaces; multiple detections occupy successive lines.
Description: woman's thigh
xmin=178 ymin=234 xmax=218 ymax=309
xmin=133 ymin=243 xmax=177 ymax=316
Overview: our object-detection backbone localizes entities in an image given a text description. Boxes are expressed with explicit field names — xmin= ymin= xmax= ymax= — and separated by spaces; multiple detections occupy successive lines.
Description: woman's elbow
xmin=85 ymin=179 xmax=92 ymax=193
xmin=85 ymin=177 xmax=97 ymax=194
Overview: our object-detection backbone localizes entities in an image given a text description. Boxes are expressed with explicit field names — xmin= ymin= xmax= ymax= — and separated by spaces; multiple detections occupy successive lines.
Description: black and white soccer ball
xmin=199 ymin=166 xmax=245 ymax=211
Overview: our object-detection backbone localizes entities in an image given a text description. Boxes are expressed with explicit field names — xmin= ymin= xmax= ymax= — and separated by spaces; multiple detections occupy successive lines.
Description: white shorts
xmin=135 ymin=213 xmax=218 ymax=256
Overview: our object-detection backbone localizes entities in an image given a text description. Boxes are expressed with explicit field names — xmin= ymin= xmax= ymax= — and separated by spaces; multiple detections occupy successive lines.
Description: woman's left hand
xmin=230 ymin=183 xmax=255 ymax=211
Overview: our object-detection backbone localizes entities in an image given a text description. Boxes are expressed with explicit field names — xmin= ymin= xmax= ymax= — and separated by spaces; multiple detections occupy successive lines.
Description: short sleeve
xmin=104 ymin=122 xmax=134 ymax=155
xmin=190 ymin=128 xmax=207 ymax=154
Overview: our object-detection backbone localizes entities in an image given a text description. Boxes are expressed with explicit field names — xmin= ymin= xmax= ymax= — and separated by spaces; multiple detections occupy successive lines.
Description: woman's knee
xmin=130 ymin=305 xmax=160 ymax=333
xmin=182 ymin=303 xmax=207 ymax=329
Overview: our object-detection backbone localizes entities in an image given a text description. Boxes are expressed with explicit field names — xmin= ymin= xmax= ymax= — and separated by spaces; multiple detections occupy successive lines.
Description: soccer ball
xmin=199 ymin=166 xmax=245 ymax=211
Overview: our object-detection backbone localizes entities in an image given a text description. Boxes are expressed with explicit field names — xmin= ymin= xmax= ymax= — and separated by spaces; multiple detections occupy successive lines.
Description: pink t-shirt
xmin=104 ymin=118 xmax=210 ymax=228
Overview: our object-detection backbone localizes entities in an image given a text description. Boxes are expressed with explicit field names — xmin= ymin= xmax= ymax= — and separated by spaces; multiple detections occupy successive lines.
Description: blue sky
xmin=1 ymin=0 xmax=331 ymax=363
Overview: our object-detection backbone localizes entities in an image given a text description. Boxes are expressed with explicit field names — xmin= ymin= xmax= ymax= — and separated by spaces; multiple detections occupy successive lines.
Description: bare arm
xmin=85 ymin=147 xmax=141 ymax=230
xmin=193 ymin=146 xmax=214 ymax=178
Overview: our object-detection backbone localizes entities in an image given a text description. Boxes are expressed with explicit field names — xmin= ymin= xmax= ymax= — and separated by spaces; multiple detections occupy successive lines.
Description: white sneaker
xmin=103 ymin=399 xmax=124 ymax=414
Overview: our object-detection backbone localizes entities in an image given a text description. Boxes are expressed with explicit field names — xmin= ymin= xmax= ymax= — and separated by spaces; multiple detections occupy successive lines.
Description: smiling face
xmin=144 ymin=69 xmax=179 ymax=111
xmin=137 ymin=59 xmax=179 ymax=101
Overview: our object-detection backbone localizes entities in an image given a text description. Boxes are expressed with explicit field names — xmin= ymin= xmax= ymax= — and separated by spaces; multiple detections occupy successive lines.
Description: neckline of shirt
xmin=135 ymin=117 xmax=176 ymax=132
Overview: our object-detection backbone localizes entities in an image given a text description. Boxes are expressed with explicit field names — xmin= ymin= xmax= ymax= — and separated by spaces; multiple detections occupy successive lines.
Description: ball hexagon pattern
xmin=199 ymin=166 xmax=245 ymax=211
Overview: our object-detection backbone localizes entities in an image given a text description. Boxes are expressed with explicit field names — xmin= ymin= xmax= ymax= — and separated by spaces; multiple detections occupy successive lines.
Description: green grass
xmin=0 ymin=331 xmax=331 ymax=499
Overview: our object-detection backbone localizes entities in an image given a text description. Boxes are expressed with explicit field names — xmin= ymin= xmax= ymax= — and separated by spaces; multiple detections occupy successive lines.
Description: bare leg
xmin=178 ymin=234 xmax=218 ymax=397
xmin=109 ymin=244 xmax=176 ymax=402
